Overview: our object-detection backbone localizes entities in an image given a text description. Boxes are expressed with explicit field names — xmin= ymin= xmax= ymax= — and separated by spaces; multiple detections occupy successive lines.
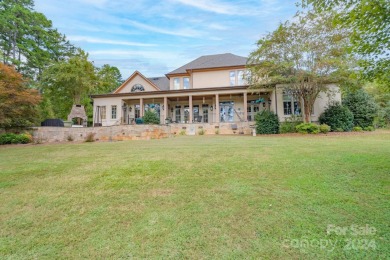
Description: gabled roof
xmin=167 ymin=53 xmax=247 ymax=75
xmin=113 ymin=70 xmax=160 ymax=93
xmin=147 ymin=77 xmax=169 ymax=91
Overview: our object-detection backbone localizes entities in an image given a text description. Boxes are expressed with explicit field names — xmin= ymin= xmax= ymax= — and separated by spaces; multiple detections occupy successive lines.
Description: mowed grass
xmin=0 ymin=132 xmax=389 ymax=259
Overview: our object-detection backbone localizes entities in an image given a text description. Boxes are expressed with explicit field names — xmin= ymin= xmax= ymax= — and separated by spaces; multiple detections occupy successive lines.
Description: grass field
xmin=0 ymin=132 xmax=389 ymax=259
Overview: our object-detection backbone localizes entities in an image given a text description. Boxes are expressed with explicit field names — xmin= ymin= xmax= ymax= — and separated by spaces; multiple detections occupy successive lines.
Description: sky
xmin=34 ymin=0 xmax=298 ymax=79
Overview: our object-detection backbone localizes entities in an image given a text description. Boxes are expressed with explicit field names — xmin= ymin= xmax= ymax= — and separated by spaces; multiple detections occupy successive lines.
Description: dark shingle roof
xmin=147 ymin=77 xmax=170 ymax=91
xmin=167 ymin=53 xmax=247 ymax=75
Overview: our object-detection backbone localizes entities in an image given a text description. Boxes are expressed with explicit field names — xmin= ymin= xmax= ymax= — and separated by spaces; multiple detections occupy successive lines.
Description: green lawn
xmin=0 ymin=133 xmax=389 ymax=259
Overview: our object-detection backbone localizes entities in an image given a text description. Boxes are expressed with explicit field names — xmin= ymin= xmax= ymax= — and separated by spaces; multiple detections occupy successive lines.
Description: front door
xmin=220 ymin=101 xmax=234 ymax=122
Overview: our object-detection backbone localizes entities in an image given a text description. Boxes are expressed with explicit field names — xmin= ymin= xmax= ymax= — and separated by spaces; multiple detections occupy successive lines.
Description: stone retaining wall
xmin=30 ymin=122 xmax=253 ymax=143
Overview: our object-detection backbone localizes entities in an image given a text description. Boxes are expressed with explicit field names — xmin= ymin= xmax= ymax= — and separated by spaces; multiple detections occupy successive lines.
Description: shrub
xmin=363 ymin=126 xmax=375 ymax=131
xmin=85 ymin=132 xmax=95 ymax=142
xmin=179 ymin=130 xmax=186 ymax=135
xmin=319 ymin=124 xmax=331 ymax=134
xmin=215 ymin=129 xmax=220 ymax=135
xmin=353 ymin=126 xmax=363 ymax=132
xmin=343 ymin=89 xmax=378 ymax=128
xmin=319 ymin=103 xmax=354 ymax=132
xmin=295 ymin=123 xmax=320 ymax=134
xmin=0 ymin=133 xmax=32 ymax=145
xmin=67 ymin=135 xmax=74 ymax=141
xmin=255 ymin=110 xmax=279 ymax=134
xmin=335 ymin=128 xmax=344 ymax=132
xmin=198 ymin=129 xmax=205 ymax=135
xmin=143 ymin=110 xmax=160 ymax=124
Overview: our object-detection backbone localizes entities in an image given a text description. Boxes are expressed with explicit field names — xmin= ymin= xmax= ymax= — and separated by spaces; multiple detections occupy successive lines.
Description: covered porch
xmin=120 ymin=90 xmax=274 ymax=125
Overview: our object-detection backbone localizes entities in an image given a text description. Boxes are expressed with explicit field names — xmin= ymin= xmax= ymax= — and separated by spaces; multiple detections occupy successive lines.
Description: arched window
xmin=131 ymin=84 xmax=145 ymax=92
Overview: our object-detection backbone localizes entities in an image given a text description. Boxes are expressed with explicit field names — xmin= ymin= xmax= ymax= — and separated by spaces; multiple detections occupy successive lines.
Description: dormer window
xmin=131 ymin=84 xmax=145 ymax=92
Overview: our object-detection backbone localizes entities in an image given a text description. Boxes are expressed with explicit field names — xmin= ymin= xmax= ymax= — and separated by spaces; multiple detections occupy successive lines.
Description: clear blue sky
xmin=34 ymin=0 xmax=298 ymax=79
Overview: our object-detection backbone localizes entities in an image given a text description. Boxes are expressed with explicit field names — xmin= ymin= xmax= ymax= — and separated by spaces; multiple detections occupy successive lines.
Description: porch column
xmin=215 ymin=94 xmax=220 ymax=123
xmin=140 ymin=98 xmax=144 ymax=117
xmin=189 ymin=95 xmax=193 ymax=123
xmin=164 ymin=96 xmax=168 ymax=120
xmin=243 ymin=92 xmax=248 ymax=122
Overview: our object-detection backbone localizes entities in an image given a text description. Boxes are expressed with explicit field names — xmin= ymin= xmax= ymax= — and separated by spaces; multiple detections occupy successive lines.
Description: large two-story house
xmin=91 ymin=53 xmax=340 ymax=127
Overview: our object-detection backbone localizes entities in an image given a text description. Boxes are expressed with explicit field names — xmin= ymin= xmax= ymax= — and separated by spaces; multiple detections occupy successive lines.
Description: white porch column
xmin=215 ymin=94 xmax=220 ymax=123
xmin=140 ymin=98 xmax=144 ymax=117
xmin=189 ymin=95 xmax=193 ymax=123
xmin=243 ymin=92 xmax=248 ymax=122
xmin=164 ymin=96 xmax=168 ymax=120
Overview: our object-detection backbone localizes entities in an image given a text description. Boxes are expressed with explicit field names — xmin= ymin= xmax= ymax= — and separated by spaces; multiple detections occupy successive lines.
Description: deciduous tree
xmin=247 ymin=11 xmax=353 ymax=122
xmin=40 ymin=49 xmax=96 ymax=119
xmin=301 ymin=0 xmax=390 ymax=85
xmin=0 ymin=63 xmax=41 ymax=128
xmin=96 ymin=64 xmax=123 ymax=94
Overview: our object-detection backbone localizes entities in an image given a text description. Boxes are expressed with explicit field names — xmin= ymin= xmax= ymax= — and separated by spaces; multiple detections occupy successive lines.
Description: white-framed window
xmin=111 ymin=105 xmax=117 ymax=119
xmin=237 ymin=70 xmax=244 ymax=85
xmin=173 ymin=78 xmax=180 ymax=89
xmin=183 ymin=77 xmax=190 ymax=89
xmin=230 ymin=71 xmax=236 ymax=86
xmin=283 ymin=93 xmax=300 ymax=115
xmin=230 ymin=70 xmax=247 ymax=86
xmin=100 ymin=106 xmax=106 ymax=120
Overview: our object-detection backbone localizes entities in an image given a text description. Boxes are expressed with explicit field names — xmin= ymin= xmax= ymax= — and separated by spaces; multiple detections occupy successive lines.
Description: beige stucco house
xmin=91 ymin=53 xmax=341 ymax=126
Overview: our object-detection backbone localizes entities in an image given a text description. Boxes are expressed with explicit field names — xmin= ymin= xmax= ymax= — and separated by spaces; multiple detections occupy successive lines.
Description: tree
xmin=0 ymin=63 xmax=41 ymax=128
xmin=0 ymin=0 xmax=74 ymax=79
xmin=343 ymin=89 xmax=378 ymax=128
xmin=96 ymin=64 xmax=123 ymax=94
xmin=301 ymin=0 xmax=390 ymax=85
xmin=40 ymin=49 xmax=96 ymax=119
xmin=247 ymin=11 xmax=353 ymax=122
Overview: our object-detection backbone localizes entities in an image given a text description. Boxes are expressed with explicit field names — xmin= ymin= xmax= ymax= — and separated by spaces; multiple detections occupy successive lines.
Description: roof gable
xmin=114 ymin=71 xmax=161 ymax=94
xmin=167 ymin=53 xmax=247 ymax=75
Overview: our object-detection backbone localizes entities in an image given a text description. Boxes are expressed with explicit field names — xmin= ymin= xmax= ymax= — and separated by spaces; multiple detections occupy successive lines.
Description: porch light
xmin=162 ymin=105 xmax=164 ymax=110
xmin=268 ymin=99 xmax=272 ymax=106
xmin=129 ymin=106 xmax=132 ymax=112
xmin=210 ymin=106 xmax=213 ymax=111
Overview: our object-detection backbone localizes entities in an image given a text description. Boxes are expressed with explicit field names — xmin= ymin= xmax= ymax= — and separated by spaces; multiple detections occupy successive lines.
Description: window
xmin=100 ymin=106 xmax=106 ymax=120
xmin=175 ymin=105 xmax=181 ymax=123
xmin=183 ymin=77 xmax=190 ymax=89
xmin=283 ymin=93 xmax=300 ymax=115
xmin=237 ymin=70 xmax=244 ymax=85
xmin=193 ymin=105 xmax=199 ymax=122
xmin=230 ymin=70 xmax=248 ymax=86
xmin=111 ymin=105 xmax=117 ymax=119
xmin=230 ymin=71 xmax=236 ymax=86
xmin=135 ymin=105 xmax=140 ymax=119
xmin=173 ymin=78 xmax=180 ymax=90
xmin=220 ymin=101 xmax=234 ymax=122
xmin=202 ymin=105 xmax=208 ymax=123
xmin=131 ymin=84 xmax=145 ymax=92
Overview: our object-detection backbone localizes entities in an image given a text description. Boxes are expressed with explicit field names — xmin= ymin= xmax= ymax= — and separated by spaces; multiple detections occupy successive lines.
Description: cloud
xmin=171 ymin=0 xmax=283 ymax=16
xmin=123 ymin=19 xmax=202 ymax=38
xmin=172 ymin=0 xmax=239 ymax=15
xmin=68 ymin=35 xmax=156 ymax=47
